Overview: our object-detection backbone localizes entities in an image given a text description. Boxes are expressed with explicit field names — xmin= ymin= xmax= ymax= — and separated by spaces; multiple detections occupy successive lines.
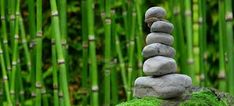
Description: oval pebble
xmin=150 ymin=21 xmax=174 ymax=34
xmin=146 ymin=33 xmax=174 ymax=46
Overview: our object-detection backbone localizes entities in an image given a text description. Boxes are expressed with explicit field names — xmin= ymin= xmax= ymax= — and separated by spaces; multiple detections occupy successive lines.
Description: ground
xmin=117 ymin=87 xmax=234 ymax=106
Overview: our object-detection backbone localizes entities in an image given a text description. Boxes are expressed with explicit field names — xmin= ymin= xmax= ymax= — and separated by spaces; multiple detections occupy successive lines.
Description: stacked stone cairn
xmin=133 ymin=7 xmax=192 ymax=99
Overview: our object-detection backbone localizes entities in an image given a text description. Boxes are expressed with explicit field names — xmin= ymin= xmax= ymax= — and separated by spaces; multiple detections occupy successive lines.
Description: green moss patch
xmin=117 ymin=88 xmax=234 ymax=106
xmin=117 ymin=97 xmax=161 ymax=106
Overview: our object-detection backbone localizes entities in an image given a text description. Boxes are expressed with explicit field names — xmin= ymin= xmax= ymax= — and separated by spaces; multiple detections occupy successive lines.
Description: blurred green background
xmin=1 ymin=0 xmax=234 ymax=105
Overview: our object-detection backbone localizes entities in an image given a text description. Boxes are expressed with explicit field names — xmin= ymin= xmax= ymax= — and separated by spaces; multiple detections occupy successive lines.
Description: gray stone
xmin=134 ymin=74 xmax=192 ymax=99
xmin=145 ymin=7 xmax=166 ymax=28
xmin=142 ymin=43 xmax=175 ymax=58
xmin=143 ymin=56 xmax=176 ymax=76
xmin=145 ymin=7 xmax=166 ymax=20
xmin=146 ymin=33 xmax=174 ymax=46
xmin=150 ymin=21 xmax=174 ymax=34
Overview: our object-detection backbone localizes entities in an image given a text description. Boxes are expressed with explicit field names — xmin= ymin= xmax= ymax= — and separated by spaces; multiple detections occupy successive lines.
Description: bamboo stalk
xmin=35 ymin=0 xmax=43 ymax=105
xmin=52 ymin=37 xmax=59 ymax=106
xmin=184 ymin=0 xmax=196 ymax=84
xmin=127 ymin=2 xmax=136 ymax=100
xmin=49 ymin=0 xmax=71 ymax=105
xmin=192 ymin=0 xmax=200 ymax=85
xmin=218 ymin=0 xmax=226 ymax=91
xmin=10 ymin=0 xmax=20 ymax=104
xmin=224 ymin=0 xmax=234 ymax=95
xmin=104 ymin=0 xmax=111 ymax=105
xmin=0 ymin=27 xmax=12 ymax=105
xmin=0 ymin=0 xmax=11 ymax=74
xmin=198 ymin=0 xmax=207 ymax=86
xmin=81 ymin=0 xmax=89 ymax=105
xmin=135 ymin=0 xmax=143 ymax=76
xmin=86 ymin=0 xmax=99 ymax=105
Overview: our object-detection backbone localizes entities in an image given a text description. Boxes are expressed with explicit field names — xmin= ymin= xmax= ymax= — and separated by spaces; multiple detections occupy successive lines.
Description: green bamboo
xmin=111 ymin=9 xmax=118 ymax=105
xmin=135 ymin=0 xmax=143 ymax=76
xmin=192 ymin=0 xmax=200 ymax=85
xmin=19 ymin=16 xmax=32 ymax=77
xmin=127 ymin=3 xmax=136 ymax=100
xmin=86 ymin=0 xmax=99 ymax=105
xmin=49 ymin=0 xmax=71 ymax=105
xmin=224 ymin=0 xmax=234 ymax=95
xmin=184 ymin=0 xmax=196 ymax=84
xmin=0 ymin=31 xmax=12 ymax=105
xmin=198 ymin=0 xmax=207 ymax=86
xmin=81 ymin=0 xmax=89 ymax=105
xmin=52 ymin=37 xmax=59 ymax=106
xmin=35 ymin=0 xmax=43 ymax=105
xmin=170 ymin=0 xmax=187 ymax=74
xmin=0 ymin=0 xmax=11 ymax=73
xmin=218 ymin=0 xmax=226 ymax=91
xmin=27 ymin=0 xmax=36 ymax=101
xmin=10 ymin=0 xmax=20 ymax=104
xmin=104 ymin=0 xmax=111 ymax=105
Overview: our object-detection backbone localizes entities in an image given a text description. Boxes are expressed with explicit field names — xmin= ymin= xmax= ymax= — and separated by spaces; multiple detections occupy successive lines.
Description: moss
xmin=117 ymin=88 xmax=234 ymax=106
xmin=180 ymin=89 xmax=226 ymax=106
xmin=116 ymin=97 xmax=161 ymax=106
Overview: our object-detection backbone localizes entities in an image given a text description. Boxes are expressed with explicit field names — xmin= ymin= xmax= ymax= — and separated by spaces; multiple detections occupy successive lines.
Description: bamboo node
xmin=51 ymin=39 xmax=55 ymax=45
xmin=14 ymin=34 xmax=19 ymax=39
xmin=111 ymin=10 xmax=115 ymax=14
xmin=7 ymin=67 xmax=11 ymax=71
xmin=10 ymin=90 xmax=15 ymax=95
xmin=187 ymin=58 xmax=194 ymax=64
xmin=198 ymin=17 xmax=203 ymax=24
xmin=30 ymin=40 xmax=36 ymax=48
xmin=225 ymin=12 xmax=233 ymax=21
xmin=200 ymin=74 xmax=205 ymax=81
xmin=218 ymin=70 xmax=226 ymax=79
xmin=130 ymin=40 xmax=135 ymax=45
xmin=59 ymin=92 xmax=64 ymax=97
xmin=92 ymin=86 xmax=99 ymax=92
xmin=53 ymin=84 xmax=58 ymax=89
xmin=36 ymin=31 xmax=43 ymax=37
xmin=101 ymin=12 xmax=105 ymax=17
xmin=62 ymin=40 xmax=67 ymax=46
xmin=10 ymin=15 xmax=16 ymax=20
xmin=105 ymin=18 xmax=112 ymax=24
xmin=36 ymin=82 xmax=42 ymax=88
xmin=3 ymin=40 xmax=8 ymax=44
xmin=88 ymin=35 xmax=95 ymax=41
xmin=185 ymin=10 xmax=191 ymax=16
xmin=82 ymin=42 xmax=88 ymax=48
xmin=0 ymin=16 xmax=5 ymax=20
xmin=51 ymin=11 xmax=59 ymax=16
xmin=173 ymin=7 xmax=180 ymax=16
xmin=138 ymin=62 xmax=143 ymax=68
xmin=58 ymin=59 xmax=65 ymax=64
xmin=16 ymin=12 xmax=20 ymax=16
xmin=31 ymin=92 xmax=36 ymax=97
xmin=12 ymin=61 xmax=17 ymax=66
xmin=132 ymin=12 xmax=136 ymax=16
xmin=20 ymin=91 xmax=24 ymax=95
xmin=3 ymin=76 xmax=7 ymax=81
xmin=22 ymin=39 xmax=27 ymax=43
xmin=123 ymin=11 xmax=127 ymax=16
xmin=41 ymin=88 xmax=46 ymax=94
xmin=0 ymin=50 xmax=3 ymax=54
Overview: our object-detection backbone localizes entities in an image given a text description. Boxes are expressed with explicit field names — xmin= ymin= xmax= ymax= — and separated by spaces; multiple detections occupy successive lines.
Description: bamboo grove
xmin=0 ymin=0 xmax=233 ymax=105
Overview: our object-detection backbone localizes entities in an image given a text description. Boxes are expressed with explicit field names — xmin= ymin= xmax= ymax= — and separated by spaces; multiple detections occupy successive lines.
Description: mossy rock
xmin=117 ymin=87 xmax=234 ymax=106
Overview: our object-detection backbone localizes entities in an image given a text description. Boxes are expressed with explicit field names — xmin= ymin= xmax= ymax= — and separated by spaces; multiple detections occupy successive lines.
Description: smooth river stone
xmin=143 ymin=56 xmax=176 ymax=76
xmin=146 ymin=33 xmax=174 ymax=46
xmin=142 ymin=43 xmax=175 ymax=58
xmin=144 ymin=7 xmax=166 ymax=27
xmin=150 ymin=21 xmax=174 ymax=34
xmin=145 ymin=7 xmax=166 ymax=20
xmin=134 ymin=74 xmax=192 ymax=99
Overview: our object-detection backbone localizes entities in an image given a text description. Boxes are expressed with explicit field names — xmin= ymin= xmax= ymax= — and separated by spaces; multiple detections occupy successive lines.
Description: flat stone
xmin=134 ymin=74 xmax=192 ymax=99
xmin=142 ymin=43 xmax=175 ymax=58
xmin=143 ymin=56 xmax=176 ymax=76
xmin=146 ymin=33 xmax=174 ymax=46
xmin=145 ymin=7 xmax=166 ymax=20
xmin=150 ymin=21 xmax=174 ymax=34
xmin=144 ymin=7 xmax=166 ymax=28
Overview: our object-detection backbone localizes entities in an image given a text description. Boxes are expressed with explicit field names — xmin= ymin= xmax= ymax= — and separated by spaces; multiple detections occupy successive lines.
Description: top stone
xmin=145 ymin=7 xmax=166 ymax=27
xmin=145 ymin=7 xmax=166 ymax=20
